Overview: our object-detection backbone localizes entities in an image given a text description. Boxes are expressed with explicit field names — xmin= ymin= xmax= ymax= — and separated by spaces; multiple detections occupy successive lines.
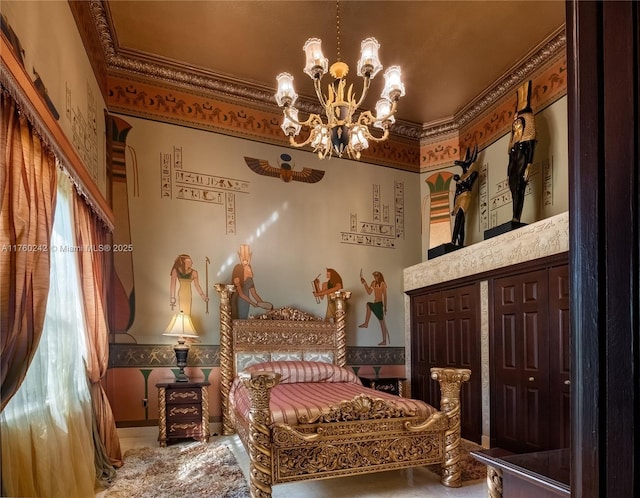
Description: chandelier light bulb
xmin=381 ymin=66 xmax=405 ymax=102
xmin=303 ymin=38 xmax=329 ymax=79
xmin=274 ymin=20 xmax=404 ymax=160
xmin=374 ymin=99 xmax=395 ymax=129
xmin=357 ymin=37 xmax=382 ymax=79
xmin=275 ymin=72 xmax=298 ymax=107
xmin=281 ymin=107 xmax=301 ymax=136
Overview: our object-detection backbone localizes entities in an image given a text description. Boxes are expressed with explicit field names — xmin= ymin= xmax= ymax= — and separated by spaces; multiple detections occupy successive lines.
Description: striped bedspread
xmin=229 ymin=361 xmax=438 ymax=427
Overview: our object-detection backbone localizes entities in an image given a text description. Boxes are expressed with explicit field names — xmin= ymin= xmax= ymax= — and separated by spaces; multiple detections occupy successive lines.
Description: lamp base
xmin=173 ymin=342 xmax=190 ymax=382
xmin=174 ymin=370 xmax=190 ymax=382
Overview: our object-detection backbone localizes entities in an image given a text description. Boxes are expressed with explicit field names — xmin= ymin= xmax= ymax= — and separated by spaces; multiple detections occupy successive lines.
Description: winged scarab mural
xmin=244 ymin=154 xmax=325 ymax=183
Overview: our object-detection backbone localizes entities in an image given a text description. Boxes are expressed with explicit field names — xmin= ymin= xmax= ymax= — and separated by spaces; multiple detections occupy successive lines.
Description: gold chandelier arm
xmin=354 ymin=76 xmax=372 ymax=109
xmin=284 ymin=107 xmax=323 ymax=128
xmin=312 ymin=78 xmax=328 ymax=108
xmin=357 ymin=110 xmax=377 ymax=126
xmin=357 ymin=112 xmax=391 ymax=143
xmin=364 ymin=127 xmax=390 ymax=143
xmin=288 ymin=133 xmax=319 ymax=149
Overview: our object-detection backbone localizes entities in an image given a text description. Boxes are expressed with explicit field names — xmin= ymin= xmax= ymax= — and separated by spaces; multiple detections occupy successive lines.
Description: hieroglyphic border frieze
xmin=107 ymin=344 xmax=404 ymax=368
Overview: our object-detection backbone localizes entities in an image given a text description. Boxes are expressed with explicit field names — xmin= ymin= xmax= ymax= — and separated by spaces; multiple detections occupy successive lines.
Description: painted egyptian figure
xmin=169 ymin=254 xmax=208 ymax=314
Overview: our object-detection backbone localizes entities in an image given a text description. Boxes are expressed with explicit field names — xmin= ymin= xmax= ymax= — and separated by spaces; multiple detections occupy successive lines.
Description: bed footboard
xmin=240 ymin=367 xmax=470 ymax=498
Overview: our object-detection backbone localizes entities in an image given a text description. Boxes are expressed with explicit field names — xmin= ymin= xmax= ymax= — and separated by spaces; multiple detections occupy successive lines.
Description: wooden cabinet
xmin=156 ymin=379 xmax=210 ymax=447
xmin=408 ymin=254 xmax=569 ymax=451
xmin=409 ymin=282 xmax=482 ymax=443
xmin=491 ymin=262 xmax=570 ymax=453
xmin=359 ymin=375 xmax=406 ymax=396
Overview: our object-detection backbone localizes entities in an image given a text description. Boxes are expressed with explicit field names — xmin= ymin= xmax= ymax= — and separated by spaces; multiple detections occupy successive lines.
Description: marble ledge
xmin=404 ymin=211 xmax=569 ymax=292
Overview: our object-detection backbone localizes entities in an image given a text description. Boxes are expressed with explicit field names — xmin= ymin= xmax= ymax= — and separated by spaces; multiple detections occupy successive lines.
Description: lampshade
xmin=381 ymin=65 xmax=405 ymax=101
xmin=163 ymin=312 xmax=199 ymax=339
xmin=275 ymin=72 xmax=298 ymax=107
xmin=357 ymin=37 xmax=382 ymax=79
xmin=303 ymin=38 xmax=328 ymax=79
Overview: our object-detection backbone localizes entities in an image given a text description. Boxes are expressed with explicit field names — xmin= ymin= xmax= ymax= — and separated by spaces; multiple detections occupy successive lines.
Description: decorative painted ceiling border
xmin=106 ymin=72 xmax=422 ymax=172
xmin=419 ymin=27 xmax=566 ymax=171
xmin=420 ymin=48 xmax=567 ymax=171
xmin=79 ymin=1 xmax=564 ymax=172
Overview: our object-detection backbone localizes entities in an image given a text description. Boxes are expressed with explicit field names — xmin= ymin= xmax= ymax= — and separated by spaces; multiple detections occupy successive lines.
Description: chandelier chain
xmin=335 ymin=0 xmax=341 ymax=62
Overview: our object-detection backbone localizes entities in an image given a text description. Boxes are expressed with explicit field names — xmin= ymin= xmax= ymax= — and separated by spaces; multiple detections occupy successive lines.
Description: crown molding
xmin=420 ymin=26 xmax=566 ymax=142
xmin=83 ymin=1 xmax=565 ymax=160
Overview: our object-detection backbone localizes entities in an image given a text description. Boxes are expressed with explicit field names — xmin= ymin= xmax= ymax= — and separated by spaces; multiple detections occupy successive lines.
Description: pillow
xmin=243 ymin=360 xmax=361 ymax=385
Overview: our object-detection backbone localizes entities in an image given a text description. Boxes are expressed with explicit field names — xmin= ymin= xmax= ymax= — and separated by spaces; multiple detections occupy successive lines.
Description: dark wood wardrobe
xmin=408 ymin=252 xmax=569 ymax=451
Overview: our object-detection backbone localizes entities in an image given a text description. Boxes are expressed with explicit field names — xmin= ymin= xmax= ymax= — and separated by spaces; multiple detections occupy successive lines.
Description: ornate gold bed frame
xmin=215 ymin=284 xmax=471 ymax=498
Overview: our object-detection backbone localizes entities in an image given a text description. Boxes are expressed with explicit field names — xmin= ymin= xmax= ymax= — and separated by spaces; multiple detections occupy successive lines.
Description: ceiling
xmin=103 ymin=1 xmax=565 ymax=128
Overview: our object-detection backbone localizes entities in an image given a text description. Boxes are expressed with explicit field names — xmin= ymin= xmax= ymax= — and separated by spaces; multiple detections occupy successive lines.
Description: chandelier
xmin=274 ymin=1 xmax=405 ymax=160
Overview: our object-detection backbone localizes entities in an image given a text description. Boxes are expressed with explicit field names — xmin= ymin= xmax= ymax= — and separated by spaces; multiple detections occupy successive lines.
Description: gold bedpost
xmin=330 ymin=290 xmax=351 ymax=367
xmin=430 ymin=367 xmax=471 ymax=488
xmin=240 ymin=371 xmax=281 ymax=498
xmin=215 ymin=283 xmax=236 ymax=435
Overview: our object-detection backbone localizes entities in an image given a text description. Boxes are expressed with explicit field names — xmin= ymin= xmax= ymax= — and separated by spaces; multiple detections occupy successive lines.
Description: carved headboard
xmin=214 ymin=284 xmax=351 ymax=434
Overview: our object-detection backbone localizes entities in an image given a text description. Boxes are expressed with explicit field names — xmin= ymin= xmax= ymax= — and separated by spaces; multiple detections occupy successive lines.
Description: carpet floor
xmin=103 ymin=441 xmax=250 ymax=498
xmin=426 ymin=440 xmax=487 ymax=483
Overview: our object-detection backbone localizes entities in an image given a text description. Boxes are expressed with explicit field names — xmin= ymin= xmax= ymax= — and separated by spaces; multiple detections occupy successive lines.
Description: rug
xmin=426 ymin=440 xmax=487 ymax=483
xmin=103 ymin=441 xmax=250 ymax=498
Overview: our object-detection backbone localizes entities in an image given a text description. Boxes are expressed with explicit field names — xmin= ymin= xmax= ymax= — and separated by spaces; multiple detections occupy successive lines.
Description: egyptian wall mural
xmin=107 ymin=113 xmax=422 ymax=350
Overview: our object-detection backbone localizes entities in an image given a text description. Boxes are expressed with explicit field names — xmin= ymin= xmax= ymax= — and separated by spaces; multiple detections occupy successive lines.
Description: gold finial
xmin=330 ymin=61 xmax=349 ymax=79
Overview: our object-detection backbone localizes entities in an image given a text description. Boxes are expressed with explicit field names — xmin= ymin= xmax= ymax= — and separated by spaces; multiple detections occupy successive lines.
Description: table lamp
xmin=163 ymin=310 xmax=199 ymax=382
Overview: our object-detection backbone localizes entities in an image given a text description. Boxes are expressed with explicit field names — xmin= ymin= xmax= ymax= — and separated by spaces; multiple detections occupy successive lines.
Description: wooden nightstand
xmin=359 ymin=375 xmax=406 ymax=397
xmin=156 ymin=379 xmax=210 ymax=447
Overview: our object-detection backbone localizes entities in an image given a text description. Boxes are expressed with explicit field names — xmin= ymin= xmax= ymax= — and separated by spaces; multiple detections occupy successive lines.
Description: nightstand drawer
xmin=167 ymin=403 xmax=202 ymax=420
xmin=166 ymin=388 xmax=201 ymax=404
xmin=167 ymin=420 xmax=204 ymax=438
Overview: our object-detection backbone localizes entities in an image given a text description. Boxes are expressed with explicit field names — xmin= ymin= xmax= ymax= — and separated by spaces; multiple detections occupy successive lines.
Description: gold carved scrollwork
xmin=169 ymin=406 xmax=198 ymax=417
xmin=201 ymin=385 xmax=210 ymax=441
xmin=241 ymin=371 xmax=281 ymax=498
xmin=157 ymin=387 xmax=167 ymax=447
xmin=273 ymin=433 xmax=444 ymax=481
xmin=235 ymin=327 xmax=334 ymax=347
xmin=487 ymin=465 xmax=503 ymax=498
xmin=330 ymin=290 xmax=350 ymax=367
xmin=169 ymin=422 xmax=198 ymax=433
xmin=430 ymin=368 xmax=471 ymax=488
xmin=300 ymin=394 xmax=416 ymax=424
xmin=251 ymin=306 xmax=322 ymax=321
xmin=215 ymin=283 xmax=236 ymax=435
xmin=168 ymin=391 xmax=198 ymax=401
xmin=404 ymin=411 xmax=448 ymax=432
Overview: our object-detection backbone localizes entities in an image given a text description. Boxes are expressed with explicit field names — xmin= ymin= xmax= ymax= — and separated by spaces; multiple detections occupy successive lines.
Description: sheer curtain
xmin=73 ymin=194 xmax=123 ymax=471
xmin=0 ymin=169 xmax=96 ymax=497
